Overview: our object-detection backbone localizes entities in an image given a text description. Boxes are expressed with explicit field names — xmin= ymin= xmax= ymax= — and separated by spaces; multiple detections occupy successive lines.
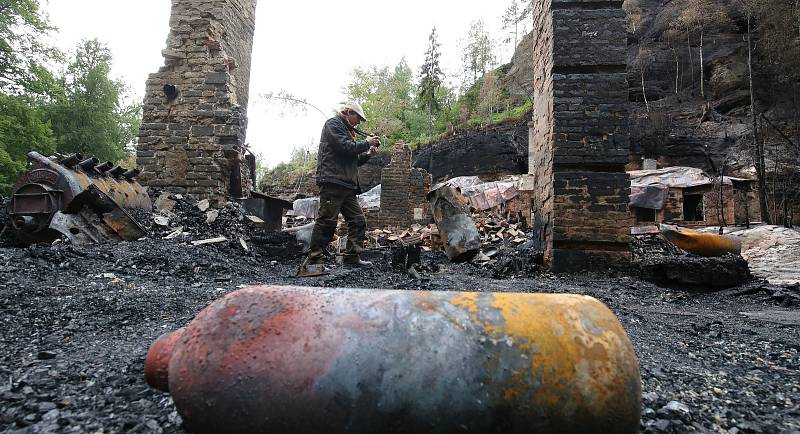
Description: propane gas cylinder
xmin=146 ymin=285 xmax=641 ymax=434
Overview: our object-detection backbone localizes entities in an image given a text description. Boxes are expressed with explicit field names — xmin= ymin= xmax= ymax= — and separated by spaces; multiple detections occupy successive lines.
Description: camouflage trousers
xmin=305 ymin=183 xmax=367 ymax=264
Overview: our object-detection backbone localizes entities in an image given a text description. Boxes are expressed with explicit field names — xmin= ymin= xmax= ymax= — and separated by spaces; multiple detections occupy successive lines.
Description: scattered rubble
xmin=2 ymin=187 xmax=799 ymax=433
xmin=632 ymin=232 xmax=752 ymax=289
xmin=636 ymin=253 xmax=752 ymax=289
xmin=1 ymin=238 xmax=797 ymax=433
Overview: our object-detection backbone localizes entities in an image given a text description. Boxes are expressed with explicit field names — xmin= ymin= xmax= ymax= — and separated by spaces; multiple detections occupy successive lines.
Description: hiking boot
xmin=342 ymin=257 xmax=373 ymax=268
xmin=296 ymin=263 xmax=330 ymax=278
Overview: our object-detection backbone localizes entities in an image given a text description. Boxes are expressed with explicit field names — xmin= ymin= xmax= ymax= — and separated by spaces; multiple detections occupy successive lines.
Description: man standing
xmin=298 ymin=102 xmax=380 ymax=277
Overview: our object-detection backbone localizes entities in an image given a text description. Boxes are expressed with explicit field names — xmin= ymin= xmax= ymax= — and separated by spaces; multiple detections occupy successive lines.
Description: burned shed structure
xmin=629 ymin=167 xmax=759 ymax=227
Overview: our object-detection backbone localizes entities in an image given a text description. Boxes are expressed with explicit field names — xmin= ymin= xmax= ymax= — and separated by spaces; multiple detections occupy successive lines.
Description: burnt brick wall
xmin=373 ymin=145 xmax=432 ymax=229
xmin=530 ymin=0 xmax=631 ymax=272
xmin=136 ymin=0 xmax=257 ymax=203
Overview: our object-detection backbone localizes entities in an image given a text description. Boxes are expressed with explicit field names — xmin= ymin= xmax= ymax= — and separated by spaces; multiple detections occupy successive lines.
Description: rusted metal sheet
xmin=146 ymin=285 xmax=642 ymax=434
xmin=660 ymin=224 xmax=742 ymax=257
xmin=427 ymin=185 xmax=481 ymax=262
xmin=7 ymin=152 xmax=151 ymax=244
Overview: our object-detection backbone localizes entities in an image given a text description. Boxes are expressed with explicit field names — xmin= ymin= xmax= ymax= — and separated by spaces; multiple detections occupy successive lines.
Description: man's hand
xmin=367 ymin=146 xmax=379 ymax=156
xmin=366 ymin=135 xmax=381 ymax=146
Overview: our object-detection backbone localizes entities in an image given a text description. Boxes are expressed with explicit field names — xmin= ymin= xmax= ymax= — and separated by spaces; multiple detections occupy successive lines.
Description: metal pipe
xmin=108 ymin=166 xmax=125 ymax=177
xmin=59 ymin=153 xmax=83 ymax=167
xmin=95 ymin=162 xmax=114 ymax=174
xmin=79 ymin=157 xmax=100 ymax=171
xmin=146 ymin=285 xmax=642 ymax=434
xmin=122 ymin=168 xmax=141 ymax=180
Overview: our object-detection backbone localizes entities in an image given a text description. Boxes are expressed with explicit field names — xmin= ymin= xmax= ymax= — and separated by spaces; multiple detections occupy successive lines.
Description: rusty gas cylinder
xmin=145 ymin=286 xmax=641 ymax=434
xmin=660 ymin=224 xmax=742 ymax=257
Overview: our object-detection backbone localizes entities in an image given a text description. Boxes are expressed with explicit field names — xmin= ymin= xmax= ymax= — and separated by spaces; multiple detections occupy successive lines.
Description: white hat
xmin=340 ymin=101 xmax=367 ymax=122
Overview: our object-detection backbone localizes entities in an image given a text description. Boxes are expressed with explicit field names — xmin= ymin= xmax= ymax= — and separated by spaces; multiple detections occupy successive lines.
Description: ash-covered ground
xmin=0 ymin=201 xmax=798 ymax=433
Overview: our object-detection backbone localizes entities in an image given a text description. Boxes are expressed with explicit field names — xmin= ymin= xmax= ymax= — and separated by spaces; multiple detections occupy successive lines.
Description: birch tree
xmin=679 ymin=0 xmax=733 ymax=99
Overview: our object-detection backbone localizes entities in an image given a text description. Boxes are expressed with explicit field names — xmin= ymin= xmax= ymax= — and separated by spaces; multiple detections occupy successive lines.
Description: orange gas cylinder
xmin=660 ymin=224 xmax=742 ymax=257
xmin=145 ymin=285 xmax=642 ymax=434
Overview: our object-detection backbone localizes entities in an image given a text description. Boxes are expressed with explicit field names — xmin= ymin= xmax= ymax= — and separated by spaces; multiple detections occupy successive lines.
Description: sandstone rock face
xmin=413 ymin=120 xmax=529 ymax=181
xmin=500 ymin=31 xmax=535 ymax=106
xmin=136 ymin=0 xmax=257 ymax=203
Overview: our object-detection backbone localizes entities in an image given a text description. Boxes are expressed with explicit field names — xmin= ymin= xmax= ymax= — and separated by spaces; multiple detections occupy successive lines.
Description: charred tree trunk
xmin=718 ymin=161 xmax=727 ymax=232
xmin=699 ymin=31 xmax=705 ymax=100
xmin=757 ymin=125 xmax=771 ymax=224
xmin=673 ymin=47 xmax=680 ymax=94
xmin=687 ymin=29 xmax=694 ymax=95
xmin=427 ymin=104 xmax=433 ymax=137
xmin=747 ymin=14 xmax=770 ymax=224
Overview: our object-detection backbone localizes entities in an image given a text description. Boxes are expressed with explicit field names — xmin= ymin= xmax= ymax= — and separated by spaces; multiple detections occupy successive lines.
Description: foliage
xmin=0 ymin=93 xmax=55 ymax=192
xmin=623 ymin=0 xmax=645 ymax=34
xmin=256 ymin=145 xmax=317 ymax=195
xmin=461 ymin=20 xmax=496 ymax=87
xmin=477 ymin=71 xmax=503 ymax=122
xmin=45 ymin=39 xmax=140 ymax=163
xmin=345 ymin=58 xmax=429 ymax=145
xmin=491 ymin=99 xmax=533 ymax=124
xmin=502 ymin=0 xmax=532 ymax=50
xmin=0 ymin=0 xmax=60 ymax=96
xmin=418 ymin=26 xmax=444 ymax=135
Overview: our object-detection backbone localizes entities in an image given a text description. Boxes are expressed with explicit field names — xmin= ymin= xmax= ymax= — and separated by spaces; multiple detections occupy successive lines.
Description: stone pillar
xmin=529 ymin=0 xmax=632 ymax=272
xmin=136 ymin=0 xmax=257 ymax=202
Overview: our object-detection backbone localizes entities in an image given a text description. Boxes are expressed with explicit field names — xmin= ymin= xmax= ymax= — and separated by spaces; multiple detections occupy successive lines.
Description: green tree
xmin=0 ymin=0 xmax=60 ymax=96
xmin=418 ymin=26 xmax=444 ymax=136
xmin=46 ymin=39 xmax=140 ymax=163
xmin=0 ymin=94 xmax=55 ymax=192
xmin=345 ymin=58 xmax=425 ymax=144
xmin=462 ymin=20 xmax=496 ymax=87
xmin=502 ymin=0 xmax=532 ymax=53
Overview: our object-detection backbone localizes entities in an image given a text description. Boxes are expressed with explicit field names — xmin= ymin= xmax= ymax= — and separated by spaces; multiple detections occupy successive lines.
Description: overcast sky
xmin=44 ymin=1 xmax=515 ymax=167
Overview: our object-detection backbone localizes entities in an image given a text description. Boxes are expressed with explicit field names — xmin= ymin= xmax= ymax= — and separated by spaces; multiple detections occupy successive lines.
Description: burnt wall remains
xmin=530 ymin=0 xmax=632 ymax=272
xmin=370 ymin=145 xmax=432 ymax=229
xmin=136 ymin=0 xmax=257 ymax=203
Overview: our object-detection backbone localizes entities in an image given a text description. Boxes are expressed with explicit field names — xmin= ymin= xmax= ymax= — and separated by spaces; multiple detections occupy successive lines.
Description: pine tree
xmin=418 ymin=26 xmax=444 ymax=137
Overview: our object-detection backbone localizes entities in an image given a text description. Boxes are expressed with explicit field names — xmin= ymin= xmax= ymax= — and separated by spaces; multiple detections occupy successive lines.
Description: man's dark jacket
xmin=315 ymin=115 xmax=372 ymax=191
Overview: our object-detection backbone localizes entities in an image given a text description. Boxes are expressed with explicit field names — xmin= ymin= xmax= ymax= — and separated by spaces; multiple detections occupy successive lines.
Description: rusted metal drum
xmin=146 ymin=285 xmax=641 ymax=434
xmin=660 ymin=224 xmax=742 ymax=257
xmin=8 ymin=151 xmax=151 ymax=243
